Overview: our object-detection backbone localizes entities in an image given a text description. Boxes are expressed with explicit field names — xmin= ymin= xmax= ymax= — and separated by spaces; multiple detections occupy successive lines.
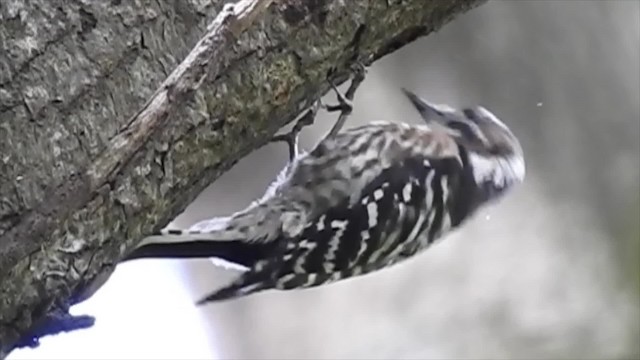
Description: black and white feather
xmin=124 ymin=89 xmax=525 ymax=304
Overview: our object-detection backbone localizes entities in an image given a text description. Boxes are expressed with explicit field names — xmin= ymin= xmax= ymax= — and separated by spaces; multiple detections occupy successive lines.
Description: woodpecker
xmin=123 ymin=71 xmax=525 ymax=305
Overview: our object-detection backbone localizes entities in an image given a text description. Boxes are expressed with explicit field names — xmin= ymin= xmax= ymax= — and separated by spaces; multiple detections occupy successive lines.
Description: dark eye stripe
xmin=462 ymin=108 xmax=478 ymax=122
xmin=447 ymin=120 xmax=477 ymax=140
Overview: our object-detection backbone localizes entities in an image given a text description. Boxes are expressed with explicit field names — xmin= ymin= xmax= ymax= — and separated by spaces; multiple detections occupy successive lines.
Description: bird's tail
xmin=195 ymin=275 xmax=271 ymax=304
xmin=122 ymin=210 xmax=279 ymax=269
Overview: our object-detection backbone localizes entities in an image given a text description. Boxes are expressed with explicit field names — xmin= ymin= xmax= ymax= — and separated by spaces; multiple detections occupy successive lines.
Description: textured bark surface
xmin=0 ymin=0 xmax=485 ymax=356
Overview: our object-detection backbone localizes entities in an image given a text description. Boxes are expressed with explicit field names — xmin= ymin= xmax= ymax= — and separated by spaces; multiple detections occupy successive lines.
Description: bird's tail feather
xmin=196 ymin=273 xmax=271 ymax=304
xmin=122 ymin=215 xmax=279 ymax=270
xmin=122 ymin=198 xmax=284 ymax=269
xmin=135 ymin=215 xmax=239 ymax=249
xmin=123 ymin=238 xmax=239 ymax=261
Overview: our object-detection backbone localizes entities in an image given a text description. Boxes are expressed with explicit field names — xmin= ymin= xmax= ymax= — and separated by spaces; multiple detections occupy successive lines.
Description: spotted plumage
xmin=122 ymin=76 xmax=525 ymax=305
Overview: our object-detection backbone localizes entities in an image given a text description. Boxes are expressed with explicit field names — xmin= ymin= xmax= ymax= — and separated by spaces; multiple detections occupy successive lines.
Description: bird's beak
xmin=401 ymin=88 xmax=459 ymax=136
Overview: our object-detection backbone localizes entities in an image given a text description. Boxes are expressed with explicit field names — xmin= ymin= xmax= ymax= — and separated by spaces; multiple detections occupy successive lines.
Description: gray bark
xmin=0 ymin=0 xmax=485 ymax=356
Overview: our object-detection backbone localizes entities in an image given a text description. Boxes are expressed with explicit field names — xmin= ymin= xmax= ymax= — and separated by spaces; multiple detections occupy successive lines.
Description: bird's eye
xmin=462 ymin=108 xmax=479 ymax=123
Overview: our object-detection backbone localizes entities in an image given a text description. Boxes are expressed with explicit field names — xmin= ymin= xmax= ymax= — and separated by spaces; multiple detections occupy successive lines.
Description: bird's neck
xmin=468 ymin=150 xmax=525 ymax=203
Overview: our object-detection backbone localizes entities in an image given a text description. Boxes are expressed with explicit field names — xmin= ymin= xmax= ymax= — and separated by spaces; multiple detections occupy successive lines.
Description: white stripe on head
xmin=475 ymin=106 xmax=510 ymax=133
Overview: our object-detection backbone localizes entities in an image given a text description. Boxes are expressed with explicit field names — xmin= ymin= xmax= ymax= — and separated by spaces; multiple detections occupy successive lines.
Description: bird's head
xmin=402 ymin=88 xmax=525 ymax=199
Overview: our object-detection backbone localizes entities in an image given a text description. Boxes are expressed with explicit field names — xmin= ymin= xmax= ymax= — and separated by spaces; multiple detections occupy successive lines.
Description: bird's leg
xmin=269 ymin=61 xmax=368 ymax=160
xmin=323 ymin=61 xmax=368 ymax=138
xmin=270 ymin=100 xmax=321 ymax=161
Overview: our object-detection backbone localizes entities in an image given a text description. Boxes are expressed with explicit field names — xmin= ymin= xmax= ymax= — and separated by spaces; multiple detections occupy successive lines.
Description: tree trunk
xmin=0 ymin=0 xmax=485 ymax=356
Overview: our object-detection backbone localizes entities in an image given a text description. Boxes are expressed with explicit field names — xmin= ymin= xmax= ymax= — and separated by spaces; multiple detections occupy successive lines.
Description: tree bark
xmin=0 ymin=0 xmax=485 ymax=356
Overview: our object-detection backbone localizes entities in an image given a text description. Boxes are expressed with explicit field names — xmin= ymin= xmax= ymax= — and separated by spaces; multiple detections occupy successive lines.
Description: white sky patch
xmin=8 ymin=261 xmax=219 ymax=360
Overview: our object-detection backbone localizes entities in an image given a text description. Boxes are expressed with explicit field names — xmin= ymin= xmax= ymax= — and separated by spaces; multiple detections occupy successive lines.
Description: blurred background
xmin=9 ymin=0 xmax=639 ymax=359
